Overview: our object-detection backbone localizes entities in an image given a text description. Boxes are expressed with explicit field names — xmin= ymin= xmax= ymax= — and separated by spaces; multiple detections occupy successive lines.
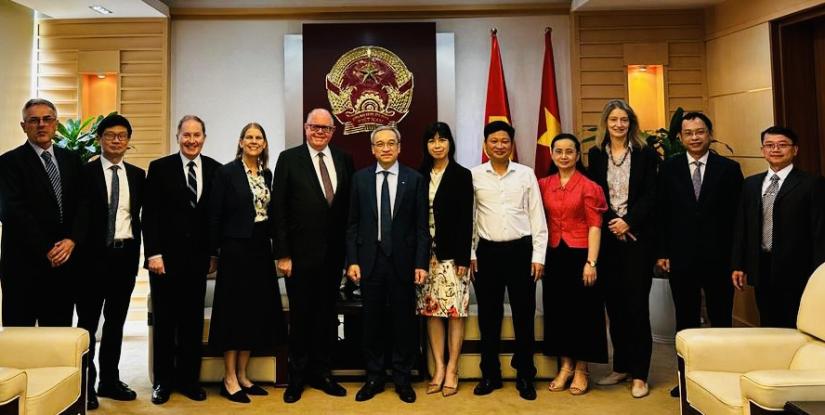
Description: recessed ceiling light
xmin=89 ymin=5 xmax=113 ymax=15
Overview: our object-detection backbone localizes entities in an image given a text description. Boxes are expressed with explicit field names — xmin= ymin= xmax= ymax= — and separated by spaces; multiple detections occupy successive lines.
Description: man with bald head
xmin=274 ymin=108 xmax=354 ymax=403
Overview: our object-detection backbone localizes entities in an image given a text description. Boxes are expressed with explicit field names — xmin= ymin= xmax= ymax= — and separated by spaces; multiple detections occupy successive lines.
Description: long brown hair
xmin=598 ymin=99 xmax=645 ymax=150
xmin=236 ymin=122 xmax=269 ymax=170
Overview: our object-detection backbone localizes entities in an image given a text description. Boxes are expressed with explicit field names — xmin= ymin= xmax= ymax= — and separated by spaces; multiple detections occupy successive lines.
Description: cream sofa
xmin=0 ymin=327 xmax=89 ymax=415
xmin=675 ymin=263 xmax=825 ymax=415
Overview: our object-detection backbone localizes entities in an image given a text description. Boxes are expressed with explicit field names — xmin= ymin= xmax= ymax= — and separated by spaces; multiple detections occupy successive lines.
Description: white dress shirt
xmin=28 ymin=140 xmax=59 ymax=172
xmin=762 ymin=164 xmax=793 ymax=195
xmin=375 ymin=162 xmax=399 ymax=241
xmin=308 ymin=145 xmax=338 ymax=195
xmin=101 ymin=157 xmax=133 ymax=239
xmin=180 ymin=152 xmax=203 ymax=201
xmin=470 ymin=161 xmax=549 ymax=264
xmin=687 ymin=151 xmax=709 ymax=181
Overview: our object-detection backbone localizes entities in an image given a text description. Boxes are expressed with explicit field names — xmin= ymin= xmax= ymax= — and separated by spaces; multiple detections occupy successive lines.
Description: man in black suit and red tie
xmin=0 ymin=98 xmax=87 ymax=327
xmin=274 ymin=108 xmax=354 ymax=403
xmin=345 ymin=125 xmax=429 ymax=404
xmin=732 ymin=126 xmax=825 ymax=328
xmin=76 ymin=114 xmax=145 ymax=409
xmin=142 ymin=115 xmax=221 ymax=404
xmin=655 ymin=112 xmax=743 ymax=397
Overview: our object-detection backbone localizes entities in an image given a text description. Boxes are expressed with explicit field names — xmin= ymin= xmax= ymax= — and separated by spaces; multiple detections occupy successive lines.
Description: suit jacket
xmin=80 ymin=158 xmax=145 ymax=277
xmin=346 ymin=163 xmax=429 ymax=281
xmin=272 ymin=143 xmax=354 ymax=271
xmin=656 ymin=152 xmax=743 ymax=272
xmin=0 ymin=142 xmax=87 ymax=276
xmin=588 ymin=144 xmax=659 ymax=245
xmin=142 ymin=153 xmax=220 ymax=276
xmin=426 ymin=161 xmax=474 ymax=267
xmin=731 ymin=167 xmax=825 ymax=289
xmin=208 ymin=159 xmax=273 ymax=253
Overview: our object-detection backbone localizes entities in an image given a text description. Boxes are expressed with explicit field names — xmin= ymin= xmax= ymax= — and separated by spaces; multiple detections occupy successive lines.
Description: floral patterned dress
xmin=416 ymin=168 xmax=470 ymax=318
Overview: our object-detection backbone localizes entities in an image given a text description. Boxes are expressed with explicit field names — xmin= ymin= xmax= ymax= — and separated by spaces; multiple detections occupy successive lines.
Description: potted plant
xmin=53 ymin=112 xmax=117 ymax=162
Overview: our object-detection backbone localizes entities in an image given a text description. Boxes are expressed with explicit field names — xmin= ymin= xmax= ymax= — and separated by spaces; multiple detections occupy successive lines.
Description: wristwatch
xmin=586 ymin=260 xmax=597 ymax=268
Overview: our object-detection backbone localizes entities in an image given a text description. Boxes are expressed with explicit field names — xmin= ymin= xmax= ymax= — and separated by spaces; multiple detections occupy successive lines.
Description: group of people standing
xmin=1 ymin=96 xmax=823 ymax=409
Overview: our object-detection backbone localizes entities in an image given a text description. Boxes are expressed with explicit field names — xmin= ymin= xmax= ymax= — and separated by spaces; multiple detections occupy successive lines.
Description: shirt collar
xmin=28 ymin=140 xmax=54 ymax=158
xmin=482 ymin=161 xmax=516 ymax=176
xmin=552 ymin=170 xmax=582 ymax=190
xmin=308 ymin=144 xmax=332 ymax=160
xmin=180 ymin=152 xmax=201 ymax=168
xmin=687 ymin=151 xmax=709 ymax=166
xmin=768 ymin=163 xmax=793 ymax=181
xmin=101 ymin=156 xmax=125 ymax=171
xmin=375 ymin=161 xmax=399 ymax=175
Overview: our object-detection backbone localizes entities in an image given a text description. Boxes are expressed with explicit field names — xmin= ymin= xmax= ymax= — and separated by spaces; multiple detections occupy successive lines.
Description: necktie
xmin=380 ymin=171 xmax=392 ymax=256
xmin=41 ymin=151 xmax=64 ymax=222
xmin=318 ymin=153 xmax=334 ymax=206
xmin=187 ymin=161 xmax=197 ymax=208
xmin=762 ymin=174 xmax=780 ymax=251
xmin=107 ymin=165 xmax=120 ymax=246
xmin=692 ymin=160 xmax=703 ymax=199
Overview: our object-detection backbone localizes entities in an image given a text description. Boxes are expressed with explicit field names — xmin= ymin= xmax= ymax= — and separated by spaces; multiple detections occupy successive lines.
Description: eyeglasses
xmin=552 ymin=149 xmax=577 ymax=156
xmin=24 ymin=116 xmax=57 ymax=125
xmin=762 ymin=143 xmax=794 ymax=151
xmin=373 ymin=141 xmax=399 ymax=149
xmin=306 ymin=124 xmax=335 ymax=134
xmin=102 ymin=132 xmax=129 ymax=141
xmin=681 ymin=129 xmax=707 ymax=138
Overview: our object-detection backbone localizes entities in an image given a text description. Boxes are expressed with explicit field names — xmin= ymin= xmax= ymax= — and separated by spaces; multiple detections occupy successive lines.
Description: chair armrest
xmin=0 ymin=328 xmax=89 ymax=369
xmin=676 ymin=328 xmax=810 ymax=373
xmin=741 ymin=370 xmax=825 ymax=410
xmin=0 ymin=367 xmax=27 ymax=415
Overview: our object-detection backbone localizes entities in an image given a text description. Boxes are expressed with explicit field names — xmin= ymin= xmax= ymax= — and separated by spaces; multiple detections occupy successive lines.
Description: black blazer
xmin=0 ymin=143 xmax=87 ymax=275
xmin=656 ymin=152 xmax=743 ymax=271
xmin=587 ymin=144 xmax=659 ymax=244
xmin=142 ymin=153 xmax=220 ymax=275
xmin=208 ymin=159 xmax=273 ymax=253
xmin=272 ymin=143 xmax=354 ymax=270
xmin=346 ymin=163 xmax=429 ymax=281
xmin=80 ymin=158 xmax=145 ymax=277
xmin=731 ymin=168 xmax=825 ymax=289
xmin=425 ymin=162 xmax=473 ymax=267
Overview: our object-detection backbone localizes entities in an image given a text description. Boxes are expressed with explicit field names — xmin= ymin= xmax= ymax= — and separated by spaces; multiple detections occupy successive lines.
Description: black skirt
xmin=208 ymin=221 xmax=286 ymax=353
xmin=542 ymin=241 xmax=608 ymax=363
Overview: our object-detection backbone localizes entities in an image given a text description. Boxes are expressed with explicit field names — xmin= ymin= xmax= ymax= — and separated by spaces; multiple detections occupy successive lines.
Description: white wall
xmin=171 ymin=15 xmax=571 ymax=169
xmin=0 ymin=0 xmax=34 ymax=154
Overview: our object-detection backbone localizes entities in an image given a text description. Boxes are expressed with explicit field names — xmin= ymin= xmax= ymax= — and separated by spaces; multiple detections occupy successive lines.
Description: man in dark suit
xmin=732 ymin=126 xmax=825 ymax=328
xmin=142 ymin=115 xmax=220 ymax=404
xmin=76 ymin=114 xmax=145 ymax=409
xmin=345 ymin=125 xmax=429 ymax=404
xmin=0 ymin=98 xmax=86 ymax=327
xmin=274 ymin=108 xmax=354 ymax=403
xmin=656 ymin=112 xmax=743 ymax=397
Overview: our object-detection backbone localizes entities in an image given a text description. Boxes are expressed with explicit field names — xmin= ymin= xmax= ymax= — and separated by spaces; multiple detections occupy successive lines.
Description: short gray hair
xmin=370 ymin=125 xmax=401 ymax=144
xmin=22 ymin=98 xmax=57 ymax=119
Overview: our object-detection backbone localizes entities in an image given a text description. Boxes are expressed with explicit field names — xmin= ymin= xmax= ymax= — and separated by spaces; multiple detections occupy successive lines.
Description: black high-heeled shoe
xmin=220 ymin=381 xmax=251 ymax=403
xmin=241 ymin=383 xmax=268 ymax=396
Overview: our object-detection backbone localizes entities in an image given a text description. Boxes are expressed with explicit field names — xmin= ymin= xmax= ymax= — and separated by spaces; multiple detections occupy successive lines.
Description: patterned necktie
xmin=187 ymin=161 xmax=197 ymax=208
xmin=318 ymin=153 xmax=334 ymax=206
xmin=692 ymin=160 xmax=703 ymax=199
xmin=107 ymin=165 xmax=120 ymax=246
xmin=761 ymin=174 xmax=781 ymax=251
xmin=41 ymin=151 xmax=64 ymax=222
xmin=380 ymin=171 xmax=392 ymax=256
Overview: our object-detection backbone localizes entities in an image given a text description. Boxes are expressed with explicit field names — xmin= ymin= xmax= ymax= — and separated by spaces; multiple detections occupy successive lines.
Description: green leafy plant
xmin=53 ymin=112 xmax=116 ymax=162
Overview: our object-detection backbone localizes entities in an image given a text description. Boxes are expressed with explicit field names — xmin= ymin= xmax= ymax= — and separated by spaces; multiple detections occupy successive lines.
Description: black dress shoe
xmin=220 ymin=383 xmax=250 ymax=404
xmin=355 ymin=380 xmax=384 ymax=402
xmin=241 ymin=383 xmax=268 ymax=396
xmin=87 ymin=390 xmax=99 ymax=410
xmin=151 ymin=385 xmax=171 ymax=405
xmin=311 ymin=377 xmax=347 ymax=397
xmin=515 ymin=378 xmax=537 ymax=401
xmin=670 ymin=385 xmax=680 ymax=397
xmin=179 ymin=385 xmax=207 ymax=401
xmin=395 ymin=384 xmax=416 ymax=403
xmin=97 ymin=381 xmax=137 ymax=401
xmin=473 ymin=378 xmax=503 ymax=396
xmin=283 ymin=383 xmax=304 ymax=403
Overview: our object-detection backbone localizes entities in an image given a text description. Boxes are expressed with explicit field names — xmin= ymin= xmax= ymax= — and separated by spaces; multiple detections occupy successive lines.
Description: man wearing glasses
xmin=345 ymin=125 xmax=429 ymax=403
xmin=273 ymin=108 xmax=354 ymax=403
xmin=0 ymin=98 xmax=87 ymax=327
xmin=76 ymin=114 xmax=145 ymax=409
xmin=732 ymin=126 xmax=825 ymax=328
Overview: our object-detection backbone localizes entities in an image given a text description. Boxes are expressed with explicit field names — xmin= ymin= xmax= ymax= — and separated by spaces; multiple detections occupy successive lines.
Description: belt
xmin=110 ymin=239 xmax=133 ymax=249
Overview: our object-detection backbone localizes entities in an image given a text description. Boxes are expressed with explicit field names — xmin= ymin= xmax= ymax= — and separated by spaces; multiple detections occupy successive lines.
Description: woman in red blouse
xmin=538 ymin=133 xmax=608 ymax=396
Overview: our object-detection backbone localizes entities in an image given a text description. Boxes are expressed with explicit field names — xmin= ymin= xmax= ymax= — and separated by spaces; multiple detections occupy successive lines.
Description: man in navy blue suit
xmin=345 ymin=125 xmax=429 ymax=404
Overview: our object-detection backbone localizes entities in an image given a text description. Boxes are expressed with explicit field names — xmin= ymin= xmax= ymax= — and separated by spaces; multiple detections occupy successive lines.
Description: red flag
xmin=535 ymin=28 xmax=562 ymax=179
xmin=482 ymin=29 xmax=517 ymax=162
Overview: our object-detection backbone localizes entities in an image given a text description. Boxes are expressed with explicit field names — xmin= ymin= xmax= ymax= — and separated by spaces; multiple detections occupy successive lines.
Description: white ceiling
xmin=572 ymin=0 xmax=723 ymax=11
xmin=10 ymin=0 xmax=168 ymax=18
xmin=160 ymin=0 xmax=561 ymax=7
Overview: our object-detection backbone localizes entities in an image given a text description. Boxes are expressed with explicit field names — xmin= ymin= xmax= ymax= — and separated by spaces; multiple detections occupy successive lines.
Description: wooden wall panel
xmin=36 ymin=18 xmax=169 ymax=169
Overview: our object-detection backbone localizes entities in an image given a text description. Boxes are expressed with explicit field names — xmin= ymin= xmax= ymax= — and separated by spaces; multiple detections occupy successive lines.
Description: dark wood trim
xmin=750 ymin=401 xmax=791 ymax=415
xmin=677 ymin=355 xmax=701 ymax=415
xmin=0 ymin=397 xmax=20 ymax=415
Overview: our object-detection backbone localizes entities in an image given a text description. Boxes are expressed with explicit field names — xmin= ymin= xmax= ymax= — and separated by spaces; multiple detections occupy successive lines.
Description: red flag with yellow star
xmin=482 ymin=29 xmax=517 ymax=162
xmin=535 ymin=28 xmax=561 ymax=178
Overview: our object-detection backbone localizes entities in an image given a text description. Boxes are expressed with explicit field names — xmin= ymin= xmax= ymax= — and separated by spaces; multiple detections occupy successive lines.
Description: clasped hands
xmin=608 ymin=218 xmax=635 ymax=241
xmin=46 ymin=239 xmax=75 ymax=267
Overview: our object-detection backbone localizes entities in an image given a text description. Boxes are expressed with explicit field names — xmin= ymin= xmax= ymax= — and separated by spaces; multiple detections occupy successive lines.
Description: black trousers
xmin=755 ymin=253 xmax=804 ymax=328
xmin=669 ymin=261 xmax=733 ymax=331
xmin=286 ymin=259 xmax=341 ymax=384
xmin=149 ymin=266 xmax=206 ymax=388
xmin=473 ymin=237 xmax=536 ymax=381
xmin=601 ymin=236 xmax=652 ymax=381
xmin=1 ymin=261 xmax=75 ymax=327
xmin=76 ymin=242 xmax=138 ymax=390
xmin=361 ymin=253 xmax=417 ymax=385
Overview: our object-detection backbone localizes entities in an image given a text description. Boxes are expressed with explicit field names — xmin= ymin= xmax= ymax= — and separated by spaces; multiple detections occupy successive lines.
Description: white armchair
xmin=675 ymin=263 xmax=825 ymax=415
